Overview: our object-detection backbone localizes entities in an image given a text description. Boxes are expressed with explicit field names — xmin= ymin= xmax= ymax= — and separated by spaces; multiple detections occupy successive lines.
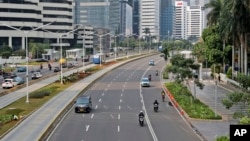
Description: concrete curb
xmin=162 ymin=84 xmax=209 ymax=141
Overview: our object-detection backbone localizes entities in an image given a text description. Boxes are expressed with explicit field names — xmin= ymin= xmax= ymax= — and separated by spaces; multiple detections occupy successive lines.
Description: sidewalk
xmin=163 ymin=74 xmax=239 ymax=141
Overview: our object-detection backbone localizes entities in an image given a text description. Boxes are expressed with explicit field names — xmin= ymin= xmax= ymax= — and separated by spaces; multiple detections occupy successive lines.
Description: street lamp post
xmin=0 ymin=22 xmax=55 ymax=103
xmin=114 ymin=35 xmax=117 ymax=61
xmin=215 ymin=80 xmax=218 ymax=117
xmin=43 ymin=28 xmax=79 ymax=84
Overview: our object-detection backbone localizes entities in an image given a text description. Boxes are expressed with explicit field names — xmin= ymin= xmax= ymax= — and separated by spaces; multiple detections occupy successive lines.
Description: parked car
xmin=74 ymin=96 xmax=92 ymax=113
xmin=54 ymin=67 xmax=61 ymax=72
xmin=16 ymin=66 xmax=27 ymax=72
xmin=67 ymin=63 xmax=74 ymax=68
xmin=148 ymin=60 xmax=155 ymax=66
xmin=30 ymin=68 xmax=40 ymax=73
xmin=2 ymin=78 xmax=18 ymax=89
xmin=3 ymin=72 xmax=17 ymax=79
xmin=35 ymin=58 xmax=49 ymax=62
xmin=31 ymin=72 xmax=42 ymax=79
xmin=141 ymin=77 xmax=150 ymax=87
xmin=14 ymin=76 xmax=25 ymax=85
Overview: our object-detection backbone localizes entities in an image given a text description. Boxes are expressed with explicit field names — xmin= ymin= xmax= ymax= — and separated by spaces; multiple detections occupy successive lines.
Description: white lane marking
xmin=91 ymin=114 xmax=94 ymax=119
xmin=110 ymin=114 xmax=114 ymax=119
xmin=118 ymin=106 xmax=121 ymax=110
xmin=82 ymin=114 xmax=85 ymax=118
xmin=95 ymin=105 xmax=98 ymax=109
xmin=117 ymin=125 xmax=120 ymax=132
xmin=127 ymin=105 xmax=132 ymax=110
xmin=122 ymin=89 xmax=124 ymax=92
xmin=102 ymin=93 xmax=104 ymax=96
xmin=99 ymin=98 xmax=102 ymax=102
xmin=118 ymin=114 xmax=120 ymax=120
xmin=103 ymin=105 xmax=107 ymax=109
xmin=86 ymin=125 xmax=90 ymax=132
xmin=140 ymin=68 xmax=158 ymax=141
xmin=120 ymin=99 xmax=123 ymax=103
xmin=121 ymin=93 xmax=123 ymax=97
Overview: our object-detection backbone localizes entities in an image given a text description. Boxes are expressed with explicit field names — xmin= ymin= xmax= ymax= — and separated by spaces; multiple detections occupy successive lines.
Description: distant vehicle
xmin=30 ymin=68 xmax=40 ymax=73
xmin=3 ymin=72 xmax=17 ymax=79
xmin=54 ymin=67 xmax=61 ymax=72
xmin=2 ymin=78 xmax=18 ymax=89
xmin=67 ymin=63 xmax=74 ymax=68
xmin=62 ymin=63 xmax=67 ymax=68
xmin=14 ymin=76 xmax=25 ymax=85
xmin=16 ymin=66 xmax=26 ymax=72
xmin=35 ymin=58 xmax=49 ymax=62
xmin=141 ymin=77 xmax=150 ymax=87
xmin=160 ymin=54 xmax=165 ymax=57
xmin=74 ymin=96 xmax=92 ymax=113
xmin=148 ymin=60 xmax=155 ymax=66
xmin=31 ymin=72 xmax=42 ymax=79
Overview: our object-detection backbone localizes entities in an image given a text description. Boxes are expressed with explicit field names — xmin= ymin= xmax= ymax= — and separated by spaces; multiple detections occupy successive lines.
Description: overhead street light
xmin=0 ymin=22 xmax=55 ymax=104
xmin=42 ymin=27 xmax=80 ymax=84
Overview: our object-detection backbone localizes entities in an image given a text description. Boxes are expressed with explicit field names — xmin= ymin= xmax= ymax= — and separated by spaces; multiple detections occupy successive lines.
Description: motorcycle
xmin=148 ymin=74 xmax=151 ymax=81
xmin=162 ymin=94 xmax=165 ymax=102
xmin=139 ymin=116 xmax=144 ymax=126
xmin=154 ymin=103 xmax=158 ymax=112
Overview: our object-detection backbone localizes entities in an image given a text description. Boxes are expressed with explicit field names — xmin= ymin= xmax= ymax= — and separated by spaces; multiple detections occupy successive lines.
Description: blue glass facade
xmin=160 ymin=0 xmax=175 ymax=40
xmin=74 ymin=0 xmax=109 ymax=28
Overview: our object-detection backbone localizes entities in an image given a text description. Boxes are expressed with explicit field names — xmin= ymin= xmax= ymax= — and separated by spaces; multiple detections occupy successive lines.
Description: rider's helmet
xmin=140 ymin=110 xmax=143 ymax=114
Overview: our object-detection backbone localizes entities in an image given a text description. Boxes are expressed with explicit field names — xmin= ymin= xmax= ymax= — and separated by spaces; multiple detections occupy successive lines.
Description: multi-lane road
xmin=47 ymin=55 xmax=201 ymax=141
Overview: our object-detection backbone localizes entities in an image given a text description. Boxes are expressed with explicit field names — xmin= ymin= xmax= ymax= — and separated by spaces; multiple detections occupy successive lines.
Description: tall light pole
xmin=215 ymin=80 xmax=218 ymax=117
xmin=1 ymin=22 xmax=55 ymax=103
xmin=43 ymin=28 xmax=79 ymax=84
xmin=115 ymin=35 xmax=117 ymax=61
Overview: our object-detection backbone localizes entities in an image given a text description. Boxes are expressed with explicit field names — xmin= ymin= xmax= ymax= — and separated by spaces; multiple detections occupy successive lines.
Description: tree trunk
xmin=244 ymin=34 xmax=248 ymax=74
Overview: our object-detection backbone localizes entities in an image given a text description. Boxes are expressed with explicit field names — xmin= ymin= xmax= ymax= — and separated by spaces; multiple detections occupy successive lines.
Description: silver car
xmin=141 ymin=77 xmax=150 ymax=87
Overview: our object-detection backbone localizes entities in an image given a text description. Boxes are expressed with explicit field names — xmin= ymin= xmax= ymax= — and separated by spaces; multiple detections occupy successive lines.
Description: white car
xmin=2 ymin=79 xmax=18 ymax=89
xmin=141 ymin=77 xmax=150 ymax=87
xmin=31 ymin=72 xmax=42 ymax=79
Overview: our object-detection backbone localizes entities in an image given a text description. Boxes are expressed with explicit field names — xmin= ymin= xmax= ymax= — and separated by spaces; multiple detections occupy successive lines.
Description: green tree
xmin=166 ymin=54 xmax=204 ymax=99
xmin=0 ymin=45 xmax=13 ymax=58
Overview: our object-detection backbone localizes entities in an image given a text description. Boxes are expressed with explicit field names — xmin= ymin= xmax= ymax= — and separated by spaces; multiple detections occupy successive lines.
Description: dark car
xmin=74 ymin=96 xmax=92 ymax=113
xmin=67 ymin=63 xmax=74 ymax=68
xmin=3 ymin=72 xmax=17 ymax=79
xmin=16 ymin=66 xmax=27 ymax=72
xmin=54 ymin=67 xmax=61 ymax=72
xmin=35 ymin=58 xmax=49 ymax=62
xmin=14 ymin=76 xmax=25 ymax=85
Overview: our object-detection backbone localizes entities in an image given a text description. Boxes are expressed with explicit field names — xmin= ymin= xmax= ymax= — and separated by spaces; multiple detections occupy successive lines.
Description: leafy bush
xmin=0 ymin=115 xmax=13 ymax=124
xmin=30 ymin=90 xmax=50 ymax=98
xmin=226 ymin=67 xmax=232 ymax=79
xmin=216 ymin=136 xmax=229 ymax=141
xmin=165 ymin=82 xmax=221 ymax=119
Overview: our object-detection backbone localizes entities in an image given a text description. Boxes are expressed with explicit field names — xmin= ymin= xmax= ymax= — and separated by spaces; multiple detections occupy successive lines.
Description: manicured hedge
xmin=165 ymin=82 xmax=222 ymax=119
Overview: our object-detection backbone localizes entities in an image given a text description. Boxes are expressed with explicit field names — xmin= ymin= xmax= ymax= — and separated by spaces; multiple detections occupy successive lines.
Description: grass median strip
xmin=165 ymin=82 xmax=222 ymax=119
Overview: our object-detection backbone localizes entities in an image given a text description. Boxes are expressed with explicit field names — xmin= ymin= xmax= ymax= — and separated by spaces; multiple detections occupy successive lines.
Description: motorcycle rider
xmin=153 ymin=99 xmax=159 ymax=105
xmin=148 ymin=74 xmax=151 ymax=81
xmin=156 ymin=70 xmax=158 ymax=76
xmin=138 ymin=111 xmax=145 ymax=118
xmin=161 ymin=90 xmax=165 ymax=101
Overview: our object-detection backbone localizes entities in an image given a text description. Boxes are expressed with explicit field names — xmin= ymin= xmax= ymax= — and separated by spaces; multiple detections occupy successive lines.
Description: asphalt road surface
xmin=47 ymin=55 xmax=201 ymax=141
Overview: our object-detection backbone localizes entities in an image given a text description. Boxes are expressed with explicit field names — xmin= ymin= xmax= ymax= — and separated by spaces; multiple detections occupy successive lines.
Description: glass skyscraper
xmin=160 ymin=0 xmax=175 ymax=40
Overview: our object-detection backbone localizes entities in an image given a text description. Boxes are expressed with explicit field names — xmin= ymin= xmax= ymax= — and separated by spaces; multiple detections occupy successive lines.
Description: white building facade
xmin=140 ymin=0 xmax=160 ymax=38
xmin=174 ymin=1 xmax=188 ymax=40
xmin=0 ymin=0 xmax=74 ymax=50
xmin=186 ymin=6 xmax=203 ymax=39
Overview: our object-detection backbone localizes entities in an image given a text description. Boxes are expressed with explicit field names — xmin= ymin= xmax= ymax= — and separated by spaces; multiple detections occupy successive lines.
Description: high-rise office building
xmin=187 ymin=6 xmax=203 ymax=40
xmin=0 ymin=0 xmax=74 ymax=50
xmin=140 ymin=0 xmax=160 ymax=38
xmin=133 ymin=0 xmax=140 ymax=37
xmin=74 ymin=0 xmax=109 ymax=29
xmin=160 ymin=0 xmax=175 ymax=40
xmin=174 ymin=1 xmax=188 ymax=40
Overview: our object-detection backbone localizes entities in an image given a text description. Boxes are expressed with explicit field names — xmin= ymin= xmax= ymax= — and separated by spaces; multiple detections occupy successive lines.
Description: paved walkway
xmin=165 ymin=73 xmax=240 ymax=141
